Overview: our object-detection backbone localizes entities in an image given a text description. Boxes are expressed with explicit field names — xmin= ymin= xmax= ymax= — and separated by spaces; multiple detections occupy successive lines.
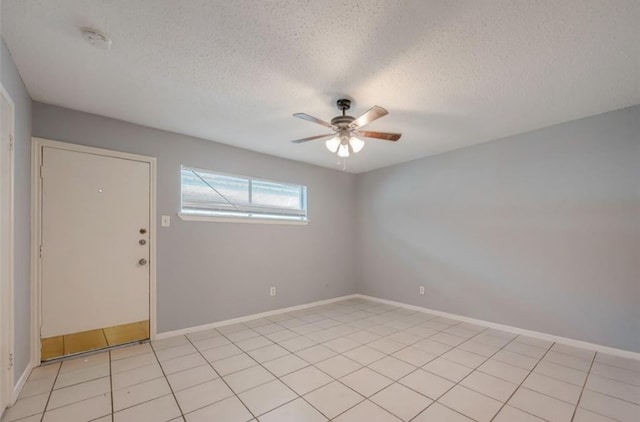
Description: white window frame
xmin=178 ymin=166 xmax=309 ymax=225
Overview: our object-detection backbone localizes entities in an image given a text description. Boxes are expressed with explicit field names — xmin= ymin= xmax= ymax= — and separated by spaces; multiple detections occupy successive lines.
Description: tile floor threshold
xmin=3 ymin=298 xmax=639 ymax=422
xmin=41 ymin=339 xmax=149 ymax=365
xmin=41 ymin=320 xmax=150 ymax=360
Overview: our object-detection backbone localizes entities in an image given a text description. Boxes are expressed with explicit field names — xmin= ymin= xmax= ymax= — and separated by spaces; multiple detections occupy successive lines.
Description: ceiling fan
xmin=291 ymin=99 xmax=401 ymax=158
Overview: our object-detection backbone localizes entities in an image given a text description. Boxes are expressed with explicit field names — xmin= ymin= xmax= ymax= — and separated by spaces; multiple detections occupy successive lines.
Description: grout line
xmin=297 ymin=304 xmax=494 ymax=419
xmin=289 ymin=310 xmax=480 ymax=420
xmin=39 ymin=361 xmax=62 ymax=422
xmin=404 ymin=327 xmax=518 ymax=422
xmin=110 ymin=363 xmax=158 ymax=381
xmin=286 ymin=305 xmax=421 ymax=419
xmin=148 ymin=342 xmax=187 ymax=419
xmin=182 ymin=336 xmax=259 ymax=420
xmin=580 ymin=362 xmax=640 ymax=388
xmin=108 ymin=350 xmax=114 ymax=422
xmin=517 ymin=361 xmax=587 ymax=387
xmin=593 ymin=359 xmax=640 ymax=374
xmin=39 ymin=376 xmax=114 ymax=415
xmin=575 ymin=384 xmax=640 ymax=407
xmin=488 ymin=341 xmax=556 ymax=422
xmin=208 ymin=302 xmax=399 ymax=419
xmin=99 ymin=392 xmax=175 ymax=417
xmin=570 ymin=351 xmax=597 ymax=422
xmin=501 ymin=348 xmax=626 ymax=408
xmin=48 ymin=373 xmax=110 ymax=392
xmin=214 ymin=325 xmax=345 ymax=420
xmin=350 ymin=313 xmax=505 ymax=418
xmin=101 ymin=328 xmax=109 ymax=349
xmin=347 ymin=336 xmax=477 ymax=420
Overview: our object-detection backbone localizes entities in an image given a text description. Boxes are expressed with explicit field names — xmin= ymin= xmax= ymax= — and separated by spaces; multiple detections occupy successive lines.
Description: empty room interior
xmin=0 ymin=1 xmax=639 ymax=421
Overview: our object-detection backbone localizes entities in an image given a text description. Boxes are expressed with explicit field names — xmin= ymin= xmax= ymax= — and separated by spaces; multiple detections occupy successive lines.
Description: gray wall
xmin=32 ymin=102 xmax=358 ymax=333
xmin=357 ymin=105 xmax=640 ymax=352
xmin=20 ymin=88 xmax=640 ymax=356
xmin=1 ymin=38 xmax=32 ymax=383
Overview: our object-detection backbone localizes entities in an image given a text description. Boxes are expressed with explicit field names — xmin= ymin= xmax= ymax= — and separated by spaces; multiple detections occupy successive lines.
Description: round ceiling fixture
xmin=80 ymin=27 xmax=112 ymax=49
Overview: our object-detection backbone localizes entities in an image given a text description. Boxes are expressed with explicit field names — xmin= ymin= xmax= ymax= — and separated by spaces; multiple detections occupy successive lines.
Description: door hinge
xmin=8 ymin=134 xmax=14 ymax=151
xmin=8 ymin=353 xmax=13 ymax=368
xmin=39 ymin=244 xmax=43 ymax=258
xmin=40 ymin=165 xmax=44 ymax=179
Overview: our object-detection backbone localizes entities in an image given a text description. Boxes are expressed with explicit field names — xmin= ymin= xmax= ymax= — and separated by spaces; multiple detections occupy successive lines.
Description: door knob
xmin=138 ymin=258 xmax=148 ymax=265
xmin=139 ymin=239 xmax=146 ymax=245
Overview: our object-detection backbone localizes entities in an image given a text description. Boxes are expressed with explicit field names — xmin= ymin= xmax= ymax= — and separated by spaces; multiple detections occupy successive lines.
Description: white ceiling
xmin=2 ymin=1 xmax=639 ymax=173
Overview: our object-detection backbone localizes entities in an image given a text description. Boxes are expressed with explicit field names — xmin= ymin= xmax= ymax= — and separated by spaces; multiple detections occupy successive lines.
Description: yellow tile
xmin=63 ymin=329 xmax=108 ymax=355
xmin=103 ymin=320 xmax=149 ymax=346
xmin=41 ymin=336 xmax=64 ymax=360
xmin=42 ymin=321 xmax=150 ymax=361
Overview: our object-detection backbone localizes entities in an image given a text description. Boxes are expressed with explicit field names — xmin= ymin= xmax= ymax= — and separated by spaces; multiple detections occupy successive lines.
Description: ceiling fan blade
xmin=291 ymin=133 xmax=335 ymax=144
xmin=293 ymin=113 xmax=332 ymax=128
xmin=355 ymin=131 xmax=402 ymax=141
xmin=349 ymin=106 xmax=388 ymax=129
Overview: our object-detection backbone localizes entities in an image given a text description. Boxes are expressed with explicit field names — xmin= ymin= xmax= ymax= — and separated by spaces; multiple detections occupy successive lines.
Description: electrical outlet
xmin=419 ymin=286 xmax=425 ymax=295
xmin=270 ymin=287 xmax=276 ymax=297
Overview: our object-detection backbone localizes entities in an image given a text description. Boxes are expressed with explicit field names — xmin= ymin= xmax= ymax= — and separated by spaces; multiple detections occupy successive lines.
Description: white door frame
xmin=0 ymin=84 xmax=16 ymax=409
xmin=30 ymin=137 xmax=158 ymax=364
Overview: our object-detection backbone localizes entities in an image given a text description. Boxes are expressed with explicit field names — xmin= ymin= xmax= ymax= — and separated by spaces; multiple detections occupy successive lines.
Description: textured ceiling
xmin=2 ymin=0 xmax=639 ymax=173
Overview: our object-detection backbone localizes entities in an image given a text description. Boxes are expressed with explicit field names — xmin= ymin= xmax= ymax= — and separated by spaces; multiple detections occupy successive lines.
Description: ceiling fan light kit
xmin=291 ymin=98 xmax=402 ymax=159
xmin=325 ymin=132 xmax=365 ymax=158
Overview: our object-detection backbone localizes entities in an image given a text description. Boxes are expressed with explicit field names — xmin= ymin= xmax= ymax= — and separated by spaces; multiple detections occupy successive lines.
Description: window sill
xmin=177 ymin=213 xmax=309 ymax=225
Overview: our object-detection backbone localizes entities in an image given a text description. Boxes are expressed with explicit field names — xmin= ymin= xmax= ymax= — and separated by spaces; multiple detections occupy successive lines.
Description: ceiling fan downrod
xmin=336 ymin=98 xmax=351 ymax=116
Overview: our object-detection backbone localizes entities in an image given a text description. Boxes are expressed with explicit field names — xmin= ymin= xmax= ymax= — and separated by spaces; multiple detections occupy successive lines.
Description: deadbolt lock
xmin=139 ymin=239 xmax=147 ymax=245
xmin=140 ymin=228 xmax=147 ymax=234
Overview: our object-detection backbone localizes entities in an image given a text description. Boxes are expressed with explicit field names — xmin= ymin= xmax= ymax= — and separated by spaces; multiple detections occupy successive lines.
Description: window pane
xmin=181 ymin=169 xmax=249 ymax=212
xmin=180 ymin=166 xmax=307 ymax=221
xmin=251 ymin=180 xmax=302 ymax=210
xmin=199 ymin=173 xmax=249 ymax=205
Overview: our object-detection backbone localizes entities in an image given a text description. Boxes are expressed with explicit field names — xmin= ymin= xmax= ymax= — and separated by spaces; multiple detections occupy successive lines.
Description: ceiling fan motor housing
xmin=331 ymin=115 xmax=355 ymax=128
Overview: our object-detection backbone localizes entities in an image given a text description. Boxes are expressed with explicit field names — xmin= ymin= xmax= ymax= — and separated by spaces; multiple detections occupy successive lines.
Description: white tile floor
xmin=3 ymin=298 xmax=640 ymax=422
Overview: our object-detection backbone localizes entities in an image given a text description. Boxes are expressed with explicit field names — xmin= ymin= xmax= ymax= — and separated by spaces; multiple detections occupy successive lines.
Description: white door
xmin=41 ymin=146 xmax=150 ymax=337
xmin=0 ymin=90 xmax=14 ymax=414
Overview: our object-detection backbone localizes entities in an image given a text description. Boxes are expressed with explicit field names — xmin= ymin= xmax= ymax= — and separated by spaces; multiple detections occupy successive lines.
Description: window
xmin=180 ymin=166 xmax=307 ymax=223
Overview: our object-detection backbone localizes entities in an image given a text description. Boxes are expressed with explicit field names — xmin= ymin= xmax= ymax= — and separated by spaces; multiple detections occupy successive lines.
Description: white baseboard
xmin=356 ymin=294 xmax=640 ymax=361
xmin=11 ymin=360 xmax=33 ymax=405
xmin=155 ymin=294 xmax=359 ymax=340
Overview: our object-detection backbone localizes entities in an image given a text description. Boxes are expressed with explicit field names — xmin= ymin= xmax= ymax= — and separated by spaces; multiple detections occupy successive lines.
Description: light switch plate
xmin=161 ymin=215 xmax=171 ymax=227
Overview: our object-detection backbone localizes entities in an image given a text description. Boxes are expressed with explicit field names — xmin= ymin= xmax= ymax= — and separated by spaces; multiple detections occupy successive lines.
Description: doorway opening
xmin=1 ymin=82 xmax=16 ymax=413
xmin=32 ymin=138 xmax=157 ymax=363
